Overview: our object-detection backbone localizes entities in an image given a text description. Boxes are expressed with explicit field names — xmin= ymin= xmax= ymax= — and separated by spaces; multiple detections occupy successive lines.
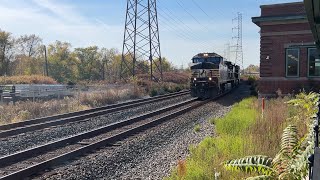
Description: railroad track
xmin=0 ymin=90 xmax=231 ymax=180
xmin=0 ymin=90 xmax=189 ymax=138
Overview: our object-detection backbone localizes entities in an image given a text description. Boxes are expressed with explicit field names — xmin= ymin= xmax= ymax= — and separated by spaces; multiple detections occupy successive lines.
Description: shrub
xmin=166 ymin=95 xmax=308 ymax=180
xmin=0 ymin=85 xmax=145 ymax=124
xmin=0 ymin=75 xmax=57 ymax=85
xmin=150 ymin=88 xmax=158 ymax=97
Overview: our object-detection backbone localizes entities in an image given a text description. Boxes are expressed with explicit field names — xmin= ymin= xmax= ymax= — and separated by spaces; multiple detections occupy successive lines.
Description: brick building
xmin=252 ymin=1 xmax=320 ymax=96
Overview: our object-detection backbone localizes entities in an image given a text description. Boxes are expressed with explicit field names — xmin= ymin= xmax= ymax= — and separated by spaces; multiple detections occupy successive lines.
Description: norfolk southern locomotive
xmin=190 ymin=53 xmax=240 ymax=99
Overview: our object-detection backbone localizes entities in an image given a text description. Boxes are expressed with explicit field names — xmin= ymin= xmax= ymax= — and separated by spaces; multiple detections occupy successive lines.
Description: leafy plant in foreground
xmin=225 ymin=125 xmax=298 ymax=179
xmin=225 ymin=92 xmax=319 ymax=179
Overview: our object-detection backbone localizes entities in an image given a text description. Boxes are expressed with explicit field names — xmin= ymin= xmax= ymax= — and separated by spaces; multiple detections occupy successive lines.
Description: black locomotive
xmin=190 ymin=53 xmax=240 ymax=99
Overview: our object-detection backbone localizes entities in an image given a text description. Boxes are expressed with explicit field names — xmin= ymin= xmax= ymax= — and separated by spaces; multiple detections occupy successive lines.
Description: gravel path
xmin=0 ymin=95 xmax=191 ymax=157
xmin=35 ymin=84 xmax=250 ymax=180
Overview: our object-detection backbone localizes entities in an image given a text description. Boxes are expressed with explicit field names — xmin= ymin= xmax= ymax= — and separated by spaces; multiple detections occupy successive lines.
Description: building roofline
xmin=260 ymin=1 xmax=303 ymax=8
xmin=252 ymin=14 xmax=307 ymax=26
xmin=304 ymin=0 xmax=320 ymax=51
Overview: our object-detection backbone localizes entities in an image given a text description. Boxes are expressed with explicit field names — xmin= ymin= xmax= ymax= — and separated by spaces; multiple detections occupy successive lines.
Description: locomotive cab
xmin=190 ymin=53 xmax=239 ymax=99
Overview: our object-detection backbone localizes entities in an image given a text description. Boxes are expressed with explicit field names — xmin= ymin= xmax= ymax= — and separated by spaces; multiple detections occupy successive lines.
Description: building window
xmin=308 ymin=48 xmax=320 ymax=77
xmin=286 ymin=48 xmax=299 ymax=77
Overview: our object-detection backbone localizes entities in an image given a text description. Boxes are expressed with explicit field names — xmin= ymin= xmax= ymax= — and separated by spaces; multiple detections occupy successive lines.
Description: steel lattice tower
xmin=232 ymin=12 xmax=244 ymax=72
xmin=121 ymin=0 xmax=163 ymax=81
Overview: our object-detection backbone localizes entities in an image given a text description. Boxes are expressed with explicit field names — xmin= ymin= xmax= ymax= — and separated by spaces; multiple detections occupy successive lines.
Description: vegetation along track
xmin=0 ymin=89 xmax=232 ymax=179
xmin=0 ymin=90 xmax=189 ymax=138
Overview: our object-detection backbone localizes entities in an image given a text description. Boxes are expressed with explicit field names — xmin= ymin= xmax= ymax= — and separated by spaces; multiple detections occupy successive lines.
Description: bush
xmin=0 ymin=85 xmax=145 ymax=124
xmin=0 ymin=75 xmax=57 ymax=85
xmin=166 ymin=96 xmax=301 ymax=179
xmin=247 ymin=75 xmax=257 ymax=85
xmin=150 ymin=88 xmax=158 ymax=97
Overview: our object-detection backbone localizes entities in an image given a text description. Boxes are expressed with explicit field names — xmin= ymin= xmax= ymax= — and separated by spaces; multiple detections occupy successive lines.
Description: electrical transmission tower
xmin=231 ymin=12 xmax=244 ymax=73
xmin=223 ymin=43 xmax=231 ymax=61
xmin=121 ymin=0 xmax=163 ymax=81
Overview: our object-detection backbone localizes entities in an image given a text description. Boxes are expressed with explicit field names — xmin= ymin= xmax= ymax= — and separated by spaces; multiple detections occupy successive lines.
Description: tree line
xmin=0 ymin=29 xmax=176 ymax=83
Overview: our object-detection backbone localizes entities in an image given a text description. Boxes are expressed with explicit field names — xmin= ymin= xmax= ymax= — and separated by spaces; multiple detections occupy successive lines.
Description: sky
xmin=0 ymin=0 xmax=299 ymax=68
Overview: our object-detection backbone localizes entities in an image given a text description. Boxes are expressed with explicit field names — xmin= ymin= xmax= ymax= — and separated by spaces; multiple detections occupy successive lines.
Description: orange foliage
xmin=177 ymin=159 xmax=187 ymax=178
xmin=0 ymin=75 xmax=57 ymax=85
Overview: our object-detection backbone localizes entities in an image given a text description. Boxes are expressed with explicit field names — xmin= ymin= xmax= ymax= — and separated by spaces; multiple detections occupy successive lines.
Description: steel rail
xmin=0 ymin=90 xmax=189 ymax=131
xmin=0 ymin=88 xmax=233 ymax=180
xmin=0 ymin=98 xmax=199 ymax=180
xmin=0 ymin=91 xmax=189 ymax=138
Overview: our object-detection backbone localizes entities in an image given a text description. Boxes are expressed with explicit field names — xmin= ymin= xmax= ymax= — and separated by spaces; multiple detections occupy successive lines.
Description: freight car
xmin=190 ymin=53 xmax=240 ymax=99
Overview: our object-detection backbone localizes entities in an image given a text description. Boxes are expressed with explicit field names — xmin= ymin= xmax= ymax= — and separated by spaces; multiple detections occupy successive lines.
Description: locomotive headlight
xmin=193 ymin=78 xmax=197 ymax=81
xmin=209 ymin=77 xmax=212 ymax=81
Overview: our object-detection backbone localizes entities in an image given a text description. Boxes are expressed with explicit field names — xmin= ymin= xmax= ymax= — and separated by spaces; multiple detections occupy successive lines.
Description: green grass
xmin=166 ymin=97 xmax=259 ymax=180
xmin=215 ymin=98 xmax=257 ymax=137
xmin=194 ymin=124 xmax=201 ymax=132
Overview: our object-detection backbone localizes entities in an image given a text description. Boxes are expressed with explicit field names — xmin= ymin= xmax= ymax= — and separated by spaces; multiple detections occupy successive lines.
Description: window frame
xmin=307 ymin=47 xmax=320 ymax=77
xmin=285 ymin=48 xmax=300 ymax=78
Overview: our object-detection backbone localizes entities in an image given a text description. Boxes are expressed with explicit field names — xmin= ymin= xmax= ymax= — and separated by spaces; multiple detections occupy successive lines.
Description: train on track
xmin=190 ymin=52 xmax=240 ymax=99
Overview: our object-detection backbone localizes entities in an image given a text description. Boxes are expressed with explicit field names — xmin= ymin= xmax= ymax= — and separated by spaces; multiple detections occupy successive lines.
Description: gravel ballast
xmin=35 ymin=84 xmax=251 ymax=180
xmin=0 ymin=95 xmax=191 ymax=157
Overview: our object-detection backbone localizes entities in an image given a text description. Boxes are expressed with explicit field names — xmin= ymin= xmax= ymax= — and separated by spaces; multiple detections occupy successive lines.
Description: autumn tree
xmin=74 ymin=46 xmax=103 ymax=81
xmin=100 ymin=48 xmax=119 ymax=82
xmin=152 ymin=57 xmax=174 ymax=73
xmin=12 ymin=34 xmax=43 ymax=75
xmin=47 ymin=41 xmax=78 ymax=83
xmin=0 ymin=30 xmax=15 ymax=76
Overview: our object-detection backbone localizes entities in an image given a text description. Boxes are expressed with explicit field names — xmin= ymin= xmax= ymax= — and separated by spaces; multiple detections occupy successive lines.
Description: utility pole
xmin=43 ymin=45 xmax=49 ymax=76
xmin=102 ymin=55 xmax=106 ymax=81
xmin=120 ymin=0 xmax=163 ymax=81
xmin=231 ymin=12 xmax=244 ymax=73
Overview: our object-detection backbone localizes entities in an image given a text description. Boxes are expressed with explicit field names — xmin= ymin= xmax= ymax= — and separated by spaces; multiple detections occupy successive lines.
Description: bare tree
xmin=16 ymin=34 xmax=42 ymax=57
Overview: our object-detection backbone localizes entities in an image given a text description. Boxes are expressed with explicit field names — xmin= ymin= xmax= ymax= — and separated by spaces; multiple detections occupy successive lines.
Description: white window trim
xmin=308 ymin=47 xmax=320 ymax=77
xmin=285 ymin=48 xmax=300 ymax=78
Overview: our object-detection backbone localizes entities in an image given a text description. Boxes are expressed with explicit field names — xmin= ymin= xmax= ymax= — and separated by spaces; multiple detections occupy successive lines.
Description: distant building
xmin=252 ymin=1 xmax=320 ymax=96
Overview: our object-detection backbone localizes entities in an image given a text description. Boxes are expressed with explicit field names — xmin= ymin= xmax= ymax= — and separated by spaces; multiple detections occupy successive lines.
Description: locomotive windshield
xmin=192 ymin=57 xmax=221 ymax=64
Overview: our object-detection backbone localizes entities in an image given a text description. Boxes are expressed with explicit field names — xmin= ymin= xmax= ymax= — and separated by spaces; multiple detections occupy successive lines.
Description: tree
xmin=100 ymin=48 xmax=119 ymax=81
xmin=0 ymin=30 xmax=15 ymax=76
xmin=74 ymin=46 xmax=102 ymax=81
xmin=16 ymin=34 xmax=42 ymax=57
xmin=245 ymin=64 xmax=260 ymax=74
xmin=11 ymin=34 xmax=44 ymax=75
xmin=47 ymin=41 xmax=78 ymax=83
xmin=152 ymin=57 xmax=174 ymax=73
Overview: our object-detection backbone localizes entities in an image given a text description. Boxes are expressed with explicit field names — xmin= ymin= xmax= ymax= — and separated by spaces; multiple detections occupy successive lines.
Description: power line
xmin=176 ymin=0 xmax=202 ymax=25
xmin=158 ymin=18 xmax=213 ymax=51
xmin=190 ymin=0 xmax=211 ymax=20
xmin=157 ymin=2 xmax=217 ymax=50
xmin=174 ymin=0 xmax=227 ymax=54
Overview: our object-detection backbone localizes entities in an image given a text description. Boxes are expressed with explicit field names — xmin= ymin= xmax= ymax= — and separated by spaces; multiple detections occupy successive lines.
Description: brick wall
xmin=260 ymin=32 xmax=314 ymax=77
xmin=261 ymin=2 xmax=305 ymax=16
xmin=253 ymin=1 xmax=320 ymax=96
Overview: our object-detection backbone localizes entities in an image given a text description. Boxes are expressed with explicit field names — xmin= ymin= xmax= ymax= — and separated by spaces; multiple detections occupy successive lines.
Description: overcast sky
xmin=0 ymin=0 xmax=299 ymax=68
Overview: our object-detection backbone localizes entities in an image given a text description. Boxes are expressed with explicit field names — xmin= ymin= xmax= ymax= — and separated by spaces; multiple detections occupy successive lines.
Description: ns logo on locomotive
xmin=190 ymin=53 xmax=240 ymax=99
